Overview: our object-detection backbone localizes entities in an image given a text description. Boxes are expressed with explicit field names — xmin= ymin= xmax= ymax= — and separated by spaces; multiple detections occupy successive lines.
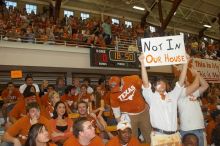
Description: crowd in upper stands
xmin=0 ymin=4 xmax=220 ymax=60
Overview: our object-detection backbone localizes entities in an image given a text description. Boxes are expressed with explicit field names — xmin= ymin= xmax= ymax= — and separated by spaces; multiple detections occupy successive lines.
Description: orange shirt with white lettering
xmin=6 ymin=115 xmax=51 ymax=145
xmin=63 ymin=135 xmax=105 ymax=146
xmin=106 ymin=136 xmax=141 ymax=146
xmin=110 ymin=75 xmax=146 ymax=113
xmin=9 ymin=96 xmax=50 ymax=121
xmin=1 ymin=88 xmax=22 ymax=102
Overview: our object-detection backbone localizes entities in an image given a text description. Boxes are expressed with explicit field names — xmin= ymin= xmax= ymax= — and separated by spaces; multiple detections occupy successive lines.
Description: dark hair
xmin=23 ymin=85 xmax=36 ymax=97
xmin=83 ymin=78 xmax=91 ymax=84
xmin=26 ymin=102 xmax=40 ymax=112
xmin=25 ymin=123 xmax=48 ymax=146
xmin=56 ymin=76 xmax=65 ymax=85
xmin=47 ymin=84 xmax=55 ymax=90
xmin=73 ymin=117 xmax=88 ymax=138
xmin=80 ymin=84 xmax=87 ymax=89
xmin=98 ymin=77 xmax=106 ymax=85
xmin=211 ymin=110 xmax=220 ymax=121
xmin=25 ymin=74 xmax=33 ymax=81
xmin=64 ymin=85 xmax=75 ymax=94
xmin=77 ymin=101 xmax=88 ymax=109
xmin=182 ymin=133 xmax=199 ymax=146
xmin=7 ymin=81 xmax=14 ymax=86
xmin=152 ymin=76 xmax=168 ymax=92
xmin=52 ymin=101 xmax=68 ymax=119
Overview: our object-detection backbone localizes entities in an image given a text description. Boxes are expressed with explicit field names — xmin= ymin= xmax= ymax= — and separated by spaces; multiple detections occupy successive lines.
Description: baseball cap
xmin=109 ymin=76 xmax=121 ymax=93
xmin=117 ymin=120 xmax=131 ymax=131
xmin=117 ymin=114 xmax=131 ymax=130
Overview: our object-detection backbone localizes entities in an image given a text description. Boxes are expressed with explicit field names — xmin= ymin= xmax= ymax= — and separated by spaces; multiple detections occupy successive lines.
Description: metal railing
xmin=0 ymin=33 xmax=139 ymax=51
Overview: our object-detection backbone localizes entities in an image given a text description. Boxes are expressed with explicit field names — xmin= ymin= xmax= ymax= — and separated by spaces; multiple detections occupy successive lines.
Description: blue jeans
xmin=180 ymin=129 xmax=204 ymax=146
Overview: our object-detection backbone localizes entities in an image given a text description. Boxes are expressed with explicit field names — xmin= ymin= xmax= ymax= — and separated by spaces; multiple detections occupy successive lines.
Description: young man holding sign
xmin=139 ymin=52 xmax=189 ymax=146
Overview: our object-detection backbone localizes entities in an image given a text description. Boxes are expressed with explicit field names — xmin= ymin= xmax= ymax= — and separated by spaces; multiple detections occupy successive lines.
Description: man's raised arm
xmin=139 ymin=53 xmax=149 ymax=88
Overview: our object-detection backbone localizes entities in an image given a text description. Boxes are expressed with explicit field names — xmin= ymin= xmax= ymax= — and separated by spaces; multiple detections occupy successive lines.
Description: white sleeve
xmin=87 ymin=87 xmax=94 ymax=94
xmin=33 ymin=84 xmax=40 ymax=92
xmin=141 ymin=83 xmax=153 ymax=105
xmin=19 ymin=84 xmax=26 ymax=94
xmin=112 ymin=107 xmax=121 ymax=119
xmin=180 ymin=88 xmax=187 ymax=98
xmin=169 ymin=82 xmax=184 ymax=100
xmin=192 ymin=89 xmax=200 ymax=98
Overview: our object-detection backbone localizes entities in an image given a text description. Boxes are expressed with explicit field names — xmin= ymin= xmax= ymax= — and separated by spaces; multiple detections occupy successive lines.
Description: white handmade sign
xmin=192 ymin=58 xmax=220 ymax=83
xmin=141 ymin=35 xmax=186 ymax=66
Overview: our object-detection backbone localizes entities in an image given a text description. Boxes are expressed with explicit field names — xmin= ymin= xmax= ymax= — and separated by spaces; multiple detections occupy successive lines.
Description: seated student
xmin=19 ymin=74 xmax=40 ymax=96
xmin=1 ymin=82 xmax=22 ymax=125
xmin=106 ymin=116 xmax=141 ymax=146
xmin=63 ymin=117 xmax=105 ymax=146
xmin=83 ymin=78 xmax=94 ymax=94
xmin=55 ymin=77 xmax=66 ymax=96
xmin=9 ymin=85 xmax=50 ymax=123
xmin=78 ymin=84 xmax=94 ymax=103
xmin=2 ymin=102 xmax=51 ymax=146
xmin=41 ymin=85 xmax=55 ymax=107
xmin=50 ymin=101 xmax=73 ymax=146
xmin=182 ymin=133 xmax=199 ymax=146
xmin=61 ymin=85 xmax=77 ymax=113
xmin=45 ymin=91 xmax=60 ymax=118
xmin=77 ymin=101 xmax=105 ymax=132
xmin=25 ymin=123 xmax=56 ymax=146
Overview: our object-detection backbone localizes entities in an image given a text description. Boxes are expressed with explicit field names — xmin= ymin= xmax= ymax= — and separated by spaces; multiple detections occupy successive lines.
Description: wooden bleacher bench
xmin=68 ymin=113 xmax=79 ymax=119
xmin=96 ymin=125 xmax=117 ymax=133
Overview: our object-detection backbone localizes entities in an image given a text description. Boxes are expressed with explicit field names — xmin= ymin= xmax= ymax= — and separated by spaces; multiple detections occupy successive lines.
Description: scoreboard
xmin=90 ymin=48 xmax=140 ymax=68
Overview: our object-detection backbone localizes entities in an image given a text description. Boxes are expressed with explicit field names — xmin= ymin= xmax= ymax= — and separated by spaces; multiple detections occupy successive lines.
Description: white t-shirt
xmin=87 ymin=86 xmax=94 ymax=94
xmin=19 ymin=83 xmax=40 ymax=94
xmin=178 ymin=88 xmax=205 ymax=131
xmin=142 ymin=82 xmax=183 ymax=131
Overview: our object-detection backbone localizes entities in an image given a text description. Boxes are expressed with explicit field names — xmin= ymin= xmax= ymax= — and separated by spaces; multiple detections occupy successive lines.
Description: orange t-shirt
xmin=9 ymin=96 xmax=51 ymax=121
xmin=103 ymin=91 xmax=111 ymax=106
xmin=41 ymin=93 xmax=50 ymax=107
xmin=106 ymin=136 xmax=141 ymax=146
xmin=110 ymin=75 xmax=146 ymax=113
xmin=6 ymin=115 xmax=51 ymax=145
xmin=1 ymin=88 xmax=22 ymax=102
xmin=208 ymin=104 xmax=217 ymax=112
xmin=78 ymin=93 xmax=91 ymax=103
xmin=50 ymin=118 xmax=73 ymax=142
xmin=61 ymin=94 xmax=77 ymax=102
xmin=41 ymin=94 xmax=56 ymax=117
xmin=63 ymin=135 xmax=105 ymax=146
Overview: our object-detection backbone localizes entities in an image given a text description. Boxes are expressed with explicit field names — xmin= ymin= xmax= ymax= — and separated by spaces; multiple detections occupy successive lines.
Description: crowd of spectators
xmin=0 ymin=5 xmax=219 ymax=60
xmin=0 ymin=66 xmax=219 ymax=146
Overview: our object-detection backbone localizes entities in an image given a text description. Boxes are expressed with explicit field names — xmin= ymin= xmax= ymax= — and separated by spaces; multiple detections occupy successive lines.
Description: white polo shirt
xmin=142 ymin=82 xmax=183 ymax=131
xmin=178 ymin=88 xmax=204 ymax=131
xmin=19 ymin=83 xmax=40 ymax=94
